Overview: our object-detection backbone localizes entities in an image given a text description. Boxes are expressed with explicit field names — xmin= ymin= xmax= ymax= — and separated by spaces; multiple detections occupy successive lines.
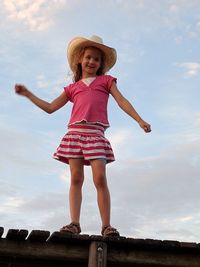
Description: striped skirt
xmin=53 ymin=124 xmax=115 ymax=165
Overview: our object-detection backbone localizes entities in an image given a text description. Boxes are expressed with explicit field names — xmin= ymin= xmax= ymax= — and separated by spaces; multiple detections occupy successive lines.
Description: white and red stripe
xmin=53 ymin=124 xmax=115 ymax=165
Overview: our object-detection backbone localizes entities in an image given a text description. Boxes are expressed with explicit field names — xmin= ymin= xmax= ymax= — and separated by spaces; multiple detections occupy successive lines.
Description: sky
xmin=1 ymin=0 xmax=200 ymax=242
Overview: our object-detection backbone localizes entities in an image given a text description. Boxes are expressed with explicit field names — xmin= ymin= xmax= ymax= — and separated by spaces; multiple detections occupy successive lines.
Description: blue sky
xmin=1 ymin=0 xmax=200 ymax=242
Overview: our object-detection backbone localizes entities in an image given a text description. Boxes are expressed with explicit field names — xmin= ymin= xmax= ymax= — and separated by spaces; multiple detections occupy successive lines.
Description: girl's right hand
xmin=138 ymin=119 xmax=151 ymax=133
xmin=15 ymin=84 xmax=30 ymax=97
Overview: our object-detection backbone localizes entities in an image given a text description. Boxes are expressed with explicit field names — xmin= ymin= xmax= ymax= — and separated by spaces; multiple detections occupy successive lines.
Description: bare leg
xmin=68 ymin=159 xmax=84 ymax=224
xmin=90 ymin=159 xmax=111 ymax=228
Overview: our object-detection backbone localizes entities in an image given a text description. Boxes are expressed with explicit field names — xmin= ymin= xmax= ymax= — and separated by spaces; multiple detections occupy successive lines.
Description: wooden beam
xmin=88 ymin=241 xmax=107 ymax=267
xmin=0 ymin=239 xmax=89 ymax=263
xmin=1 ymin=229 xmax=200 ymax=267
xmin=107 ymin=246 xmax=200 ymax=267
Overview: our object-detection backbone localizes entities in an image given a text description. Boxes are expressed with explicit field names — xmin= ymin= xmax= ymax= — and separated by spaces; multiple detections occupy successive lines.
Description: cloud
xmin=174 ymin=35 xmax=183 ymax=44
xmin=1 ymin=191 xmax=71 ymax=232
xmin=1 ymin=0 xmax=200 ymax=242
xmin=178 ymin=62 xmax=200 ymax=77
xmin=0 ymin=196 xmax=25 ymax=213
xmin=3 ymin=0 xmax=66 ymax=31
xmin=0 ymin=124 xmax=64 ymax=183
xmin=107 ymin=129 xmax=132 ymax=154
xmin=36 ymin=74 xmax=49 ymax=89
xmin=107 ymin=138 xmax=200 ymax=240
xmin=194 ymin=113 xmax=200 ymax=126
xmin=1 ymin=131 xmax=200 ymax=240
xmin=35 ymin=73 xmax=69 ymax=96
xmin=58 ymin=168 xmax=71 ymax=185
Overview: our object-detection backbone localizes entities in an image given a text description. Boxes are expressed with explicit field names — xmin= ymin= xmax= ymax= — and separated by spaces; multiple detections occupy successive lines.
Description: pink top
xmin=64 ymin=75 xmax=117 ymax=127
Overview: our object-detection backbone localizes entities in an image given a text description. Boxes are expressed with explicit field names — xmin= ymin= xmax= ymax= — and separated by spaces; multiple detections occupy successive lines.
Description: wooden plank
xmin=27 ymin=230 xmax=50 ymax=242
xmin=88 ymin=241 xmax=107 ymax=267
xmin=48 ymin=231 xmax=90 ymax=244
xmin=180 ymin=242 xmax=198 ymax=249
xmin=1 ymin=230 xmax=200 ymax=267
xmin=6 ymin=229 xmax=28 ymax=241
xmin=6 ymin=229 xmax=19 ymax=239
xmin=0 ymin=238 xmax=89 ymax=263
xmin=107 ymin=246 xmax=200 ymax=267
xmin=0 ymin=227 xmax=4 ymax=238
xmin=162 ymin=240 xmax=181 ymax=249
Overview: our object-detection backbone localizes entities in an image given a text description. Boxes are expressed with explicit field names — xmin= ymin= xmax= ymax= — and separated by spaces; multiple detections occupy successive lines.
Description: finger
xmin=15 ymin=86 xmax=20 ymax=92
xmin=144 ymin=126 xmax=151 ymax=132
xmin=15 ymin=84 xmax=21 ymax=91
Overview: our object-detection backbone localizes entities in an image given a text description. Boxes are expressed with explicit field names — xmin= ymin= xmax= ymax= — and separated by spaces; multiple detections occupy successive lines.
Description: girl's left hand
xmin=15 ymin=84 xmax=30 ymax=97
xmin=139 ymin=120 xmax=151 ymax=133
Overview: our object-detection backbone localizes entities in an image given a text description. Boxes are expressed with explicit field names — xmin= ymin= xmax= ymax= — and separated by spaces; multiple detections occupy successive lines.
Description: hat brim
xmin=67 ymin=37 xmax=117 ymax=73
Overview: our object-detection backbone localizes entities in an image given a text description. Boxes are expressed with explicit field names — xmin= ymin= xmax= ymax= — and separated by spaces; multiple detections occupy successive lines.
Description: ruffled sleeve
xmin=105 ymin=75 xmax=117 ymax=92
xmin=64 ymin=83 xmax=74 ymax=102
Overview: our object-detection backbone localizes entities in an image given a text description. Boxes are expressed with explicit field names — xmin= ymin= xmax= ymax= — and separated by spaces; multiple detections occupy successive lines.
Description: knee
xmin=93 ymin=173 xmax=107 ymax=190
xmin=71 ymin=170 xmax=84 ymax=187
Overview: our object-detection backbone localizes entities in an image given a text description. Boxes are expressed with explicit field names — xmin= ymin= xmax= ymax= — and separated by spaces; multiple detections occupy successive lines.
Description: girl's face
xmin=80 ymin=47 xmax=102 ymax=78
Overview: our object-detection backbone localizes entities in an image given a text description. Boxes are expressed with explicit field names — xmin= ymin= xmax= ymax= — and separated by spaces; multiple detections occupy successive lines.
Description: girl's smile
xmin=81 ymin=47 xmax=102 ymax=78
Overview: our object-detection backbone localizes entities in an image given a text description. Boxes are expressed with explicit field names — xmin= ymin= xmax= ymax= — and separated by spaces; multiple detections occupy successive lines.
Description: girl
xmin=15 ymin=35 xmax=151 ymax=237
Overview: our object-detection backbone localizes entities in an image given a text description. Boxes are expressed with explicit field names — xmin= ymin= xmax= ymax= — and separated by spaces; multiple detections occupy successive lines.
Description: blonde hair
xmin=72 ymin=47 xmax=105 ymax=82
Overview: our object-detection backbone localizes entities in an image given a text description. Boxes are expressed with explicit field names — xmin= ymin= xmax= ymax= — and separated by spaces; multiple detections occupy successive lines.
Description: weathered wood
xmin=0 ymin=256 xmax=87 ymax=267
xmin=180 ymin=242 xmax=197 ymax=249
xmin=6 ymin=229 xmax=19 ymax=239
xmin=107 ymin=246 xmax=200 ymax=267
xmin=0 ymin=238 xmax=89 ymax=263
xmin=48 ymin=231 xmax=90 ymax=244
xmin=162 ymin=240 xmax=181 ymax=249
xmin=6 ymin=229 xmax=28 ymax=241
xmin=27 ymin=230 xmax=50 ymax=242
xmin=0 ymin=227 xmax=4 ymax=238
xmin=1 ymin=228 xmax=200 ymax=267
xmin=88 ymin=241 xmax=107 ymax=267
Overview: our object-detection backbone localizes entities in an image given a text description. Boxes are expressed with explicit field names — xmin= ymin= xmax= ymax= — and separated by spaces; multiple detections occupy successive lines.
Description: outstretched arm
xmin=15 ymin=84 xmax=68 ymax=114
xmin=110 ymin=82 xmax=151 ymax=133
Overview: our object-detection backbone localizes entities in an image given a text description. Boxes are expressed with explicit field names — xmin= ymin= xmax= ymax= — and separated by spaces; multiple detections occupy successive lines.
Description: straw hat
xmin=67 ymin=35 xmax=117 ymax=73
